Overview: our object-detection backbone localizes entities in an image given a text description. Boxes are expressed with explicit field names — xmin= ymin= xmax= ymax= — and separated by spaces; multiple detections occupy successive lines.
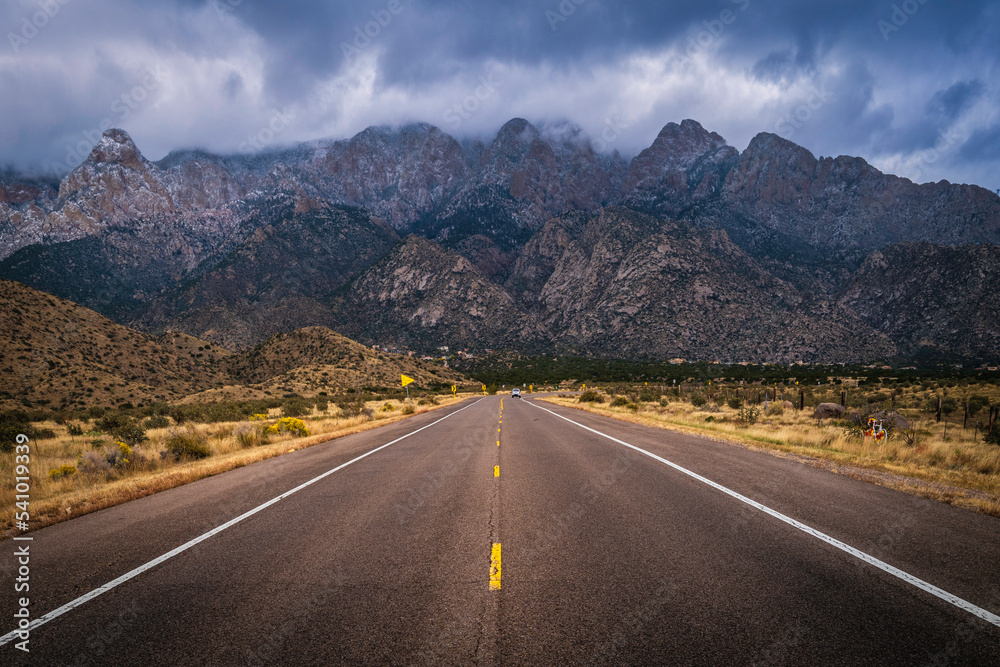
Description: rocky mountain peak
xmin=623 ymin=119 xmax=738 ymax=215
xmin=645 ymin=119 xmax=735 ymax=170
xmin=86 ymin=128 xmax=148 ymax=170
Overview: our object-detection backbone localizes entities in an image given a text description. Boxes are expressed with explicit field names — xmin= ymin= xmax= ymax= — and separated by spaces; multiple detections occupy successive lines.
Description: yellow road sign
xmin=401 ymin=374 xmax=415 ymax=387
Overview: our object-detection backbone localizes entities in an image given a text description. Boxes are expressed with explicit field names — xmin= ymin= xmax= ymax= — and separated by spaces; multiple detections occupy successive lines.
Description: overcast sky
xmin=2 ymin=0 xmax=998 ymax=191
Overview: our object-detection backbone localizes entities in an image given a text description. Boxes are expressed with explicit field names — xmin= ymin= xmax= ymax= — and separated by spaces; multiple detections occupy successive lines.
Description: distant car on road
xmin=511 ymin=388 xmax=521 ymax=398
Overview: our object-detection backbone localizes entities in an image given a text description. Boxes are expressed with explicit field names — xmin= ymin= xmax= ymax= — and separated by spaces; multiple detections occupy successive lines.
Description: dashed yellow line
xmin=494 ymin=465 xmax=499 ymax=477
xmin=496 ymin=440 xmax=500 ymax=446
xmin=490 ymin=543 xmax=502 ymax=590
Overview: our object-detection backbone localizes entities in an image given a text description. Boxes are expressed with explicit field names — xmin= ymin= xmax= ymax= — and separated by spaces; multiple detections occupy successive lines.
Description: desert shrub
xmin=417 ymin=396 xmax=440 ymax=406
xmin=765 ymin=404 xmax=785 ymax=416
xmin=610 ymin=396 xmax=630 ymax=408
xmin=165 ymin=427 xmax=211 ymax=460
xmin=95 ymin=411 xmax=130 ymax=433
xmin=689 ymin=392 xmax=708 ymax=408
xmin=114 ymin=422 xmax=148 ymax=446
xmin=48 ymin=465 xmax=77 ymax=480
xmin=941 ymin=397 xmax=959 ymax=416
xmin=143 ymin=415 xmax=170 ymax=429
xmin=967 ymin=395 xmax=989 ymax=416
xmin=77 ymin=451 xmax=112 ymax=475
xmin=67 ymin=423 xmax=84 ymax=436
xmin=338 ymin=399 xmax=373 ymax=419
xmin=638 ymin=389 xmax=659 ymax=402
xmin=265 ymin=417 xmax=309 ymax=438
xmin=727 ymin=397 xmax=742 ymax=410
xmin=315 ymin=399 xmax=329 ymax=413
xmin=985 ymin=425 xmax=1000 ymax=446
xmin=95 ymin=412 xmax=147 ymax=445
xmin=736 ymin=405 xmax=760 ymax=427
xmin=579 ymin=390 xmax=603 ymax=403
xmin=402 ymin=404 xmax=415 ymax=415
xmin=380 ymin=403 xmax=396 ymax=412
xmin=867 ymin=393 xmax=890 ymax=404
xmin=234 ymin=423 xmax=268 ymax=448
xmin=32 ymin=427 xmax=57 ymax=439
xmin=0 ymin=411 xmax=31 ymax=452
xmin=282 ymin=398 xmax=311 ymax=418
xmin=658 ymin=397 xmax=669 ymax=407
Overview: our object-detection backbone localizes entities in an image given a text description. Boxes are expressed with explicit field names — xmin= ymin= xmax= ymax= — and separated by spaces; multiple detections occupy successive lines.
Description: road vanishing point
xmin=3 ymin=396 xmax=999 ymax=665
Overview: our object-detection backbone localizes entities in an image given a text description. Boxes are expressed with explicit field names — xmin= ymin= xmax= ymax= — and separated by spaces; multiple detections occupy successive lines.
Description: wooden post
xmin=841 ymin=390 xmax=847 ymax=408
xmin=799 ymin=389 xmax=805 ymax=411
xmin=963 ymin=402 xmax=968 ymax=430
xmin=936 ymin=396 xmax=942 ymax=422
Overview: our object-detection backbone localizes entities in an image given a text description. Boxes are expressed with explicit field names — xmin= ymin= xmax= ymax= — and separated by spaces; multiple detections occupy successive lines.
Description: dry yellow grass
xmin=1 ymin=395 xmax=471 ymax=538
xmin=540 ymin=396 xmax=1000 ymax=517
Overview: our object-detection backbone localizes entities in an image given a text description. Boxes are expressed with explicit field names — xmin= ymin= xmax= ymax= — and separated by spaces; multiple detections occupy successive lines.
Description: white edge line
xmin=525 ymin=399 xmax=1000 ymax=628
xmin=0 ymin=398 xmax=483 ymax=647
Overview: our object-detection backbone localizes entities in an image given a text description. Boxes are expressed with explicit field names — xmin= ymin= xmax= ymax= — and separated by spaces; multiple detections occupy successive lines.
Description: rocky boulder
xmin=813 ymin=403 xmax=845 ymax=419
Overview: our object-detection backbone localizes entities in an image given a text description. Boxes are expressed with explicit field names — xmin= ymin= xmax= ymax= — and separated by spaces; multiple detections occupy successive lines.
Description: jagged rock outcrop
xmin=624 ymin=119 xmax=738 ymax=217
xmin=329 ymin=235 xmax=548 ymax=352
xmin=135 ymin=202 xmax=399 ymax=349
xmin=839 ymin=243 xmax=1000 ymax=361
xmin=721 ymin=133 xmax=1000 ymax=261
xmin=519 ymin=207 xmax=896 ymax=363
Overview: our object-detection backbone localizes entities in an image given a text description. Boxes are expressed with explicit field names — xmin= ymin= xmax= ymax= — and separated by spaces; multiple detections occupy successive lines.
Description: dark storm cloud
xmin=1 ymin=0 xmax=998 ymax=191
xmin=928 ymin=80 xmax=986 ymax=124
xmin=960 ymin=123 xmax=1000 ymax=162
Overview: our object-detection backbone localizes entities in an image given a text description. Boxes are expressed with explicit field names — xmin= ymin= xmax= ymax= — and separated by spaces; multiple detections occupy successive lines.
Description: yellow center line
xmin=490 ymin=543 xmax=502 ymax=590
xmin=496 ymin=440 xmax=500 ymax=446
xmin=494 ymin=465 xmax=499 ymax=477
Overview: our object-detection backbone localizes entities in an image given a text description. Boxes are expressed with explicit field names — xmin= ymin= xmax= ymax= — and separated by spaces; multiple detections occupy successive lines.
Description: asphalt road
xmin=3 ymin=395 xmax=999 ymax=665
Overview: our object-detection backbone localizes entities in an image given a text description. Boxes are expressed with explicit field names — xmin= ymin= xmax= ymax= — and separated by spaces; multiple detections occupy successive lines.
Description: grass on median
xmin=0 ymin=395 xmax=471 ymax=539
xmin=539 ymin=394 xmax=1000 ymax=517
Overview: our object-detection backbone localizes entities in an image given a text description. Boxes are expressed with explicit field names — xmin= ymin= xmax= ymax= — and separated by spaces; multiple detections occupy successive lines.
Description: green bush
xmin=737 ymin=405 xmax=760 ymax=427
xmin=638 ymin=389 xmax=658 ymax=402
xmin=727 ymin=397 xmax=742 ymax=410
xmin=967 ymin=395 xmax=989 ymax=416
xmin=610 ymin=396 xmax=630 ymax=407
xmin=165 ymin=427 xmax=211 ymax=460
xmin=689 ymin=392 xmax=708 ymax=408
xmin=578 ymin=390 xmax=603 ymax=403
xmin=402 ymin=404 xmax=415 ymax=415
xmin=67 ymin=423 xmax=84 ymax=436
xmin=282 ymin=398 xmax=311 ymax=418
xmin=985 ymin=425 xmax=1000 ymax=446
xmin=143 ymin=415 xmax=170 ymax=429
xmin=765 ymin=404 xmax=784 ymax=416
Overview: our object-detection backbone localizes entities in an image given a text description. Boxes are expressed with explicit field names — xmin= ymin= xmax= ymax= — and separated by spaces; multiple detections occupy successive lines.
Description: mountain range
xmin=2 ymin=118 xmax=998 ymax=364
